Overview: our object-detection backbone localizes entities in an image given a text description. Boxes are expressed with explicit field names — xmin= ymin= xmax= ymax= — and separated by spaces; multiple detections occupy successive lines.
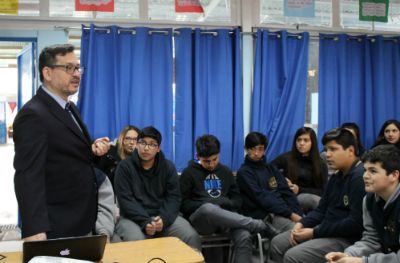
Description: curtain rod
xmin=55 ymin=26 xmax=237 ymax=36
xmin=173 ymin=30 xmax=235 ymax=36
xmin=80 ymin=26 xmax=169 ymax=35
xmin=320 ymin=35 xmax=398 ymax=42
xmin=62 ymin=25 xmax=397 ymax=40
xmin=248 ymin=30 xmax=399 ymax=41
xmin=241 ymin=30 xmax=309 ymax=39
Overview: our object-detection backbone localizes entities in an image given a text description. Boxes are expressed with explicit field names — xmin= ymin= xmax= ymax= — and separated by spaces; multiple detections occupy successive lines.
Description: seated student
xmin=114 ymin=127 xmax=201 ymax=251
xmin=94 ymin=168 xmax=115 ymax=242
xmin=321 ymin=122 xmax=365 ymax=179
xmin=372 ymin=119 xmax=400 ymax=149
xmin=97 ymin=125 xmax=141 ymax=189
xmin=326 ymin=145 xmax=400 ymax=263
xmin=236 ymin=132 xmax=303 ymax=234
xmin=180 ymin=135 xmax=278 ymax=263
xmin=269 ymin=128 xmax=366 ymax=263
xmin=271 ymin=127 xmax=328 ymax=213
xmin=97 ymin=125 xmax=140 ymax=236
xmin=341 ymin=122 xmax=366 ymax=156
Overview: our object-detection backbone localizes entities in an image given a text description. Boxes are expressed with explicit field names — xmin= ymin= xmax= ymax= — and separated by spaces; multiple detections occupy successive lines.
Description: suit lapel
xmin=36 ymin=88 xmax=91 ymax=147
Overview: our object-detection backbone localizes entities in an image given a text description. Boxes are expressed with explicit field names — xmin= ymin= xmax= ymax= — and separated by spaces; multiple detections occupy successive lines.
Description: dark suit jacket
xmin=13 ymin=87 xmax=98 ymax=239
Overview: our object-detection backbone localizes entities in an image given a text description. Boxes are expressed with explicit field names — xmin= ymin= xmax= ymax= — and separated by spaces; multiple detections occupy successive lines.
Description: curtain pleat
xmin=251 ymin=30 xmax=309 ymax=160
xmin=79 ymin=24 xmax=174 ymax=160
xmin=175 ymin=28 xmax=244 ymax=171
xmin=318 ymin=34 xmax=400 ymax=148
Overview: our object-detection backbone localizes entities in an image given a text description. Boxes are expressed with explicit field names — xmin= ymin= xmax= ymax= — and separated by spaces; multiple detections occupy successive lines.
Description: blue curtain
xmin=368 ymin=36 xmax=400 ymax=145
xmin=318 ymin=34 xmax=400 ymax=148
xmin=175 ymin=28 xmax=244 ymax=171
xmin=79 ymin=25 xmax=174 ymax=160
xmin=251 ymin=30 xmax=309 ymax=160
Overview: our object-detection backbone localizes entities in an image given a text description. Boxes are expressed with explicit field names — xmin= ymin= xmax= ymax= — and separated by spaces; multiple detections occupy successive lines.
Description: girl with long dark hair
xmin=272 ymin=127 xmax=328 ymax=213
xmin=373 ymin=119 xmax=400 ymax=149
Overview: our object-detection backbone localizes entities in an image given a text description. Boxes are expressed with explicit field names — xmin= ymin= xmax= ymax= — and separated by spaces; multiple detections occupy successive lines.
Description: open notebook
xmin=23 ymin=235 xmax=107 ymax=263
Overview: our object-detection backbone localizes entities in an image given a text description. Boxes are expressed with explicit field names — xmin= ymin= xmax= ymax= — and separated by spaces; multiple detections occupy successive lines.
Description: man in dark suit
xmin=13 ymin=44 xmax=110 ymax=241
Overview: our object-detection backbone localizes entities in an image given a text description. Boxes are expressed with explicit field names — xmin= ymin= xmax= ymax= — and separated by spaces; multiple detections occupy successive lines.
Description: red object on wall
xmin=75 ymin=0 xmax=114 ymax=12
xmin=175 ymin=0 xmax=204 ymax=13
xmin=8 ymin=102 xmax=16 ymax=113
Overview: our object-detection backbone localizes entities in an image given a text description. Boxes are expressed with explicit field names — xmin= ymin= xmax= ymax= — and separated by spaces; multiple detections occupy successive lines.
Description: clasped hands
xmin=145 ymin=216 xmax=164 ymax=236
xmin=289 ymin=223 xmax=313 ymax=246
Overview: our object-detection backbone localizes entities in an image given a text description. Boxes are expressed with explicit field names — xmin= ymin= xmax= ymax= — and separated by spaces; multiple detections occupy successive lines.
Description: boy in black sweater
xmin=114 ymin=127 xmax=201 ymax=250
xmin=269 ymin=128 xmax=365 ymax=263
xmin=237 ymin=132 xmax=303 ymax=232
xmin=180 ymin=135 xmax=278 ymax=263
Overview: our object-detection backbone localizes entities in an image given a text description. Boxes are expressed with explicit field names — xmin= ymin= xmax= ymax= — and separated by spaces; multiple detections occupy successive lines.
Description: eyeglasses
xmin=137 ymin=140 xmax=159 ymax=149
xmin=50 ymin=63 xmax=84 ymax=74
xmin=124 ymin=137 xmax=137 ymax=142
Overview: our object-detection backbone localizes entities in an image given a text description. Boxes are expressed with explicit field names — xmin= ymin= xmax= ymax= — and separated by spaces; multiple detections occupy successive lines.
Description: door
xmin=17 ymin=42 xmax=37 ymax=110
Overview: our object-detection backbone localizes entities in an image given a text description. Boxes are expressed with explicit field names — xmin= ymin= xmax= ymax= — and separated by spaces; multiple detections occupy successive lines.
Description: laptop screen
xmin=22 ymin=235 xmax=107 ymax=263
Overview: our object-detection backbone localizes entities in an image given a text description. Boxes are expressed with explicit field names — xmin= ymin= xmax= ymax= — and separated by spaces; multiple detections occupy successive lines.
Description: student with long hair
xmin=97 ymin=125 xmax=141 ymax=189
xmin=269 ymin=128 xmax=365 ymax=263
xmin=95 ymin=125 xmax=141 ymax=242
xmin=373 ymin=119 xmax=400 ymax=149
xmin=272 ymin=127 xmax=328 ymax=213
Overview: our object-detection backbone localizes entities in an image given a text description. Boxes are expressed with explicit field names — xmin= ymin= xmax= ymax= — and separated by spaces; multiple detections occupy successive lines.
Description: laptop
xmin=22 ymin=235 xmax=107 ymax=263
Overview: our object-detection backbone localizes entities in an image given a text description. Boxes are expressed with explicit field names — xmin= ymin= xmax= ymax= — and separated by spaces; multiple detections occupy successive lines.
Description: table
xmin=0 ymin=237 xmax=204 ymax=263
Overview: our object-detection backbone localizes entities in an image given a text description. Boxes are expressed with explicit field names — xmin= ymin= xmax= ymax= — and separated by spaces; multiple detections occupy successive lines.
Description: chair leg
xmin=257 ymin=233 xmax=264 ymax=263
xmin=228 ymin=243 xmax=234 ymax=263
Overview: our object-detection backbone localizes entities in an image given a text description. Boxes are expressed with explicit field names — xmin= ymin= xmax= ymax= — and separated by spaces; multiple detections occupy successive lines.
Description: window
xmin=0 ymin=0 xmax=40 ymax=16
xmin=49 ymin=0 xmax=139 ymax=19
xmin=149 ymin=0 xmax=233 ymax=23
xmin=374 ymin=0 xmax=400 ymax=31
xmin=341 ymin=0 xmax=400 ymax=31
xmin=341 ymin=0 xmax=374 ymax=30
xmin=305 ymin=38 xmax=319 ymax=131
xmin=260 ymin=0 xmax=332 ymax=27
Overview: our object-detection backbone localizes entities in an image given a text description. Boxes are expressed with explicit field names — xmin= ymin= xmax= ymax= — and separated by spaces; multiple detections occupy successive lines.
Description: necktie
xmin=65 ymin=102 xmax=72 ymax=113
xmin=65 ymin=102 xmax=82 ymax=132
